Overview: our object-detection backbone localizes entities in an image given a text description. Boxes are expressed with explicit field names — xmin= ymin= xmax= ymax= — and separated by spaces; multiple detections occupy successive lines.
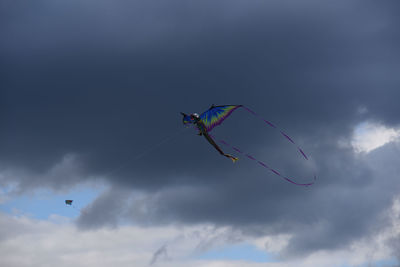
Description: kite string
xmin=65 ymin=127 xmax=187 ymax=209
xmin=210 ymin=105 xmax=316 ymax=186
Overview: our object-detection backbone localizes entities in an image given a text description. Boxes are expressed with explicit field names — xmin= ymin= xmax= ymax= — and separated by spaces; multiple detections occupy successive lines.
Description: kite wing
xmin=65 ymin=200 xmax=73 ymax=205
xmin=199 ymin=105 xmax=242 ymax=132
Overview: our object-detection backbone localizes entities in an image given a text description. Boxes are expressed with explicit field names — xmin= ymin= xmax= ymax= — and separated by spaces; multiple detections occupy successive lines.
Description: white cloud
xmin=0 ymin=204 xmax=399 ymax=267
xmin=351 ymin=121 xmax=400 ymax=153
xmin=252 ymin=234 xmax=291 ymax=254
xmin=0 ymin=213 xmax=177 ymax=267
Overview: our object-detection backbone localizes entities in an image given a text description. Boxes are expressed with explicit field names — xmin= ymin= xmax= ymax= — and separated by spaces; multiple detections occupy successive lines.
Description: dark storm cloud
xmin=2 ymin=0 xmax=400 ymax=258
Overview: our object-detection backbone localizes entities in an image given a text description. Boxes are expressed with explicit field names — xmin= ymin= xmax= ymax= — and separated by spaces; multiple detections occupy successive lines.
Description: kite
xmin=181 ymin=105 xmax=316 ymax=186
xmin=65 ymin=199 xmax=83 ymax=214
xmin=181 ymin=105 xmax=241 ymax=162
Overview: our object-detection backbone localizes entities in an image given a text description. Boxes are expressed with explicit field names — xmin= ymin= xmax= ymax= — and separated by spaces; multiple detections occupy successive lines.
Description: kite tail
xmin=210 ymin=106 xmax=316 ymax=186
xmin=216 ymin=137 xmax=315 ymax=186
xmin=241 ymin=105 xmax=310 ymax=162
xmin=225 ymin=154 xmax=238 ymax=163
xmin=203 ymin=132 xmax=239 ymax=163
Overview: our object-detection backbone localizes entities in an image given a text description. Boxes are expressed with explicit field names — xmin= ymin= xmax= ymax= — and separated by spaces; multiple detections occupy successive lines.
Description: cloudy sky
xmin=1 ymin=0 xmax=400 ymax=266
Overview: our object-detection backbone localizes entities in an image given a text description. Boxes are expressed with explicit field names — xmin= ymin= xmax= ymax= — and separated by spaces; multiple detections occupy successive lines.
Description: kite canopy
xmin=65 ymin=200 xmax=73 ymax=205
xmin=200 ymin=105 xmax=242 ymax=132
xmin=181 ymin=105 xmax=242 ymax=131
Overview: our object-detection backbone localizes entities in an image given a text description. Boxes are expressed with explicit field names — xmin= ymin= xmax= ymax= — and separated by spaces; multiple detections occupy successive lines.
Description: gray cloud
xmin=76 ymin=187 xmax=131 ymax=229
xmin=149 ymin=244 xmax=168 ymax=266
xmin=2 ymin=0 xmax=400 ymax=259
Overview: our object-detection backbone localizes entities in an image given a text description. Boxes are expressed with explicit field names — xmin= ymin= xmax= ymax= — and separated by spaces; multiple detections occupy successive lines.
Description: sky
xmin=1 ymin=0 xmax=400 ymax=266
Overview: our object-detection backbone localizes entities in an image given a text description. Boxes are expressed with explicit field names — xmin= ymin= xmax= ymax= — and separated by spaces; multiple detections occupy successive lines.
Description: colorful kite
xmin=65 ymin=200 xmax=73 ymax=205
xmin=181 ymin=104 xmax=316 ymax=186
xmin=181 ymin=105 xmax=241 ymax=162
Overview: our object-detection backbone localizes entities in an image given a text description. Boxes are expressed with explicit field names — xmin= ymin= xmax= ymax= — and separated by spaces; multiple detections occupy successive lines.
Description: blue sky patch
xmin=0 ymin=186 xmax=103 ymax=220
xmin=197 ymin=242 xmax=275 ymax=263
